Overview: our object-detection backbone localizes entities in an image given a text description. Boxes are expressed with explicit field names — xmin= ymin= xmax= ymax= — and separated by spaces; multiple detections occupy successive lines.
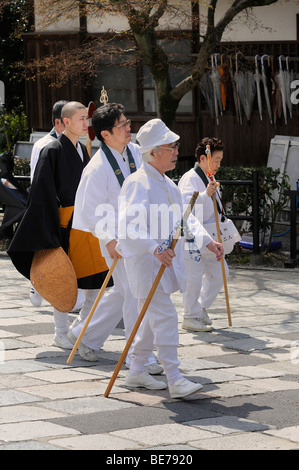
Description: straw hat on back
xmin=30 ymin=247 xmax=78 ymax=313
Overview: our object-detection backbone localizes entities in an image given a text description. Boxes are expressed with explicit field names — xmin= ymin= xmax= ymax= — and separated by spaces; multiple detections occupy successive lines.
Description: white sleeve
xmin=118 ymin=179 xmax=158 ymax=258
xmin=73 ymin=164 xmax=117 ymax=243
xmin=30 ymin=142 xmax=42 ymax=182
xmin=186 ymin=212 xmax=213 ymax=249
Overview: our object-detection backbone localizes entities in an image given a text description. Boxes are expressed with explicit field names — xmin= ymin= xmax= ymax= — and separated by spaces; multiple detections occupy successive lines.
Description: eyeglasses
xmin=113 ymin=119 xmax=131 ymax=129
xmin=159 ymin=143 xmax=180 ymax=152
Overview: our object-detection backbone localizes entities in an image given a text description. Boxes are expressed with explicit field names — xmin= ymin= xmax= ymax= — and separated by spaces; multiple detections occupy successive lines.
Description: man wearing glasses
xmin=117 ymin=119 xmax=223 ymax=397
xmin=68 ymin=103 xmax=162 ymax=374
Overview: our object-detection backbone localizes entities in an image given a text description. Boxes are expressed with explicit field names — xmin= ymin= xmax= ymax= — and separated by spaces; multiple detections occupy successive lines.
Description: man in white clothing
xmin=118 ymin=119 xmax=223 ymax=398
xmin=179 ymin=137 xmax=228 ymax=332
xmin=68 ymin=103 xmax=162 ymax=373
xmin=30 ymin=100 xmax=68 ymax=182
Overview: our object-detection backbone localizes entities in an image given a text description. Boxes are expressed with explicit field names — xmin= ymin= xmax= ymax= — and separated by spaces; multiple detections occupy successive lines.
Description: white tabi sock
xmin=53 ymin=308 xmax=69 ymax=335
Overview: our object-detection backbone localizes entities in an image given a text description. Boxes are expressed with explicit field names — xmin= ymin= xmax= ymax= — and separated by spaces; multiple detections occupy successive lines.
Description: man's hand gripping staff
xmin=206 ymin=144 xmax=232 ymax=327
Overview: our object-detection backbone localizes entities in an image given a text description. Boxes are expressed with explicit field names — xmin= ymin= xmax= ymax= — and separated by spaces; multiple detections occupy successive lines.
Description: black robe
xmin=7 ymin=134 xmax=90 ymax=280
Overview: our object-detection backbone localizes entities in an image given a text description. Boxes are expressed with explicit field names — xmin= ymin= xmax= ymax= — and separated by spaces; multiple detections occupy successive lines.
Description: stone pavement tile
xmin=39 ymin=395 xmax=138 ymax=415
xmin=0 ymin=441 xmax=61 ymax=450
xmin=1 ymin=321 xmax=54 ymax=337
xmin=177 ymin=344 xmax=239 ymax=360
xmin=74 ymin=365 xmax=126 ymax=378
xmin=0 ymin=316 xmax=45 ymax=326
xmin=252 ymin=349 xmax=291 ymax=363
xmin=179 ymin=332 xmax=233 ymax=347
xmin=239 ymin=378 xmax=299 ymax=392
xmin=218 ymin=336 xmax=291 ymax=353
xmin=0 ymin=390 xmax=44 ymax=406
xmin=1 ymin=338 xmax=36 ymax=351
xmin=17 ymin=380 xmax=127 ymax=400
xmin=184 ymin=415 xmax=272 ymax=435
xmin=49 ymin=433 xmax=143 ymax=450
xmin=228 ymin=365 xmax=286 ymax=379
xmin=0 ymin=309 xmax=36 ymax=319
xmin=0 ymin=359 xmax=53 ymax=374
xmin=147 ymin=444 xmax=197 ymax=450
xmin=0 ymin=301 xmax=29 ymax=309
xmin=255 ymin=323 xmax=299 ymax=335
xmin=6 ymin=346 xmax=72 ymax=361
xmin=201 ymin=389 xmax=299 ymax=429
xmin=0 ymin=374 xmax=47 ymax=390
xmin=19 ymin=334 xmax=57 ymax=347
xmin=24 ymin=368 xmax=112 ymax=384
xmin=0 ymin=420 xmax=80 ymax=443
xmin=0 ymin=329 xmax=19 ymax=338
xmin=264 ymin=426 xmax=299 ymax=444
xmin=178 ymin=358 xmax=233 ymax=372
xmin=0 ymin=404 xmax=66 ymax=424
xmin=203 ymin=381 xmax=264 ymax=398
xmin=185 ymin=368 xmax=249 ymax=385
xmin=111 ymin=423 xmax=219 ymax=447
xmin=100 ymin=339 xmax=126 ymax=353
xmin=22 ymin=313 xmax=55 ymax=323
xmin=190 ymin=432 xmax=299 ymax=450
xmin=48 ymin=401 xmax=212 ymax=434
xmin=256 ymin=361 xmax=299 ymax=375
xmin=110 ymin=389 xmax=170 ymax=406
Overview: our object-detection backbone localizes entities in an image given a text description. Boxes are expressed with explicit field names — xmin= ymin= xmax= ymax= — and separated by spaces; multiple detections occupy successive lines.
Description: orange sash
xmin=58 ymin=206 xmax=108 ymax=279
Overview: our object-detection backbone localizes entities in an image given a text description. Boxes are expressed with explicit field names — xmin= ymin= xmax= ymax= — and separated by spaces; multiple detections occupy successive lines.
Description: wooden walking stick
xmin=104 ymin=191 xmax=199 ymax=398
xmin=67 ymin=258 xmax=118 ymax=364
xmin=206 ymin=144 xmax=232 ymax=327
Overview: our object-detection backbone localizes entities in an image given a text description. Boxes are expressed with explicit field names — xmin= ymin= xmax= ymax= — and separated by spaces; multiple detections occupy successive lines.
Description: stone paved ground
xmin=1 ymin=252 xmax=299 ymax=451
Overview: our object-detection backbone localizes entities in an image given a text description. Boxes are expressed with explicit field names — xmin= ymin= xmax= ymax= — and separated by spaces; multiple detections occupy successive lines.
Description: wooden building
xmin=23 ymin=0 xmax=299 ymax=174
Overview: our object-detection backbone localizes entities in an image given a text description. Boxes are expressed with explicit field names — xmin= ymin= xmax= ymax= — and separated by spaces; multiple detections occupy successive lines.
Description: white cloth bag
xmin=204 ymin=218 xmax=241 ymax=255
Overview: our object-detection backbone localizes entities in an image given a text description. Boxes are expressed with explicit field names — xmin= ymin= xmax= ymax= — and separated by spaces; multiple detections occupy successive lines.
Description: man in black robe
xmin=8 ymin=101 xmax=111 ymax=352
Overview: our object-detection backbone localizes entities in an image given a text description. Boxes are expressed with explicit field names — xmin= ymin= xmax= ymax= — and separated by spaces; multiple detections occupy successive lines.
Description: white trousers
xmin=182 ymin=253 xmax=229 ymax=319
xmin=130 ymin=285 xmax=180 ymax=383
xmin=71 ymin=257 xmax=157 ymax=365
xmin=72 ymin=257 xmax=136 ymax=347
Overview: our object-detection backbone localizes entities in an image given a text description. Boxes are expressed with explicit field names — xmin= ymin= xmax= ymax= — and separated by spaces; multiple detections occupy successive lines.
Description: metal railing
xmin=284 ymin=189 xmax=299 ymax=268
xmin=218 ymin=170 xmax=260 ymax=256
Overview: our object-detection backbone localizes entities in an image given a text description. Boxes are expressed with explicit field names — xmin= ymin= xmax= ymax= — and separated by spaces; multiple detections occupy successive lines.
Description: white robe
xmin=70 ymin=142 xmax=146 ymax=356
xmin=118 ymin=162 xmax=211 ymax=299
xmin=178 ymin=167 xmax=228 ymax=317
xmin=30 ymin=132 xmax=57 ymax=182
xmin=178 ymin=167 xmax=222 ymax=225
xmin=72 ymin=142 xmax=141 ymax=256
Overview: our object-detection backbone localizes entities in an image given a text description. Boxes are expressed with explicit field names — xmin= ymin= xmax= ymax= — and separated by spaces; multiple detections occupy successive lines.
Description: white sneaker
xmin=52 ymin=333 xmax=74 ymax=349
xmin=125 ymin=362 xmax=164 ymax=375
xmin=182 ymin=318 xmax=212 ymax=332
xmin=169 ymin=377 xmax=203 ymax=399
xmin=67 ymin=331 xmax=98 ymax=362
xmin=125 ymin=371 xmax=167 ymax=390
xmin=30 ymin=286 xmax=43 ymax=307
xmin=145 ymin=363 xmax=164 ymax=375
xmin=201 ymin=308 xmax=212 ymax=326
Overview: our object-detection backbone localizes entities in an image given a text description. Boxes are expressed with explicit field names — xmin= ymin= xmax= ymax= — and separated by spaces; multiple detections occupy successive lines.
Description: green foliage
xmin=217 ymin=166 xmax=290 ymax=253
xmin=0 ymin=106 xmax=30 ymax=151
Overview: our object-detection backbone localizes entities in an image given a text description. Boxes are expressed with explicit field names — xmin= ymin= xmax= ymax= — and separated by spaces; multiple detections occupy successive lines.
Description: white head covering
xmin=136 ymin=119 xmax=180 ymax=154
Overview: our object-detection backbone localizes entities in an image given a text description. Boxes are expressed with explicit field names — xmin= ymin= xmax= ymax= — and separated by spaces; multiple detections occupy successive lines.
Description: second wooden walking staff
xmin=206 ymin=144 xmax=232 ymax=327
xmin=104 ymin=191 xmax=199 ymax=398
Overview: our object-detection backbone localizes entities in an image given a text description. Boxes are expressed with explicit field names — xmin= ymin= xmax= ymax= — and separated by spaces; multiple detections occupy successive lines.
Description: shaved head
xmin=61 ymin=101 xmax=86 ymax=120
